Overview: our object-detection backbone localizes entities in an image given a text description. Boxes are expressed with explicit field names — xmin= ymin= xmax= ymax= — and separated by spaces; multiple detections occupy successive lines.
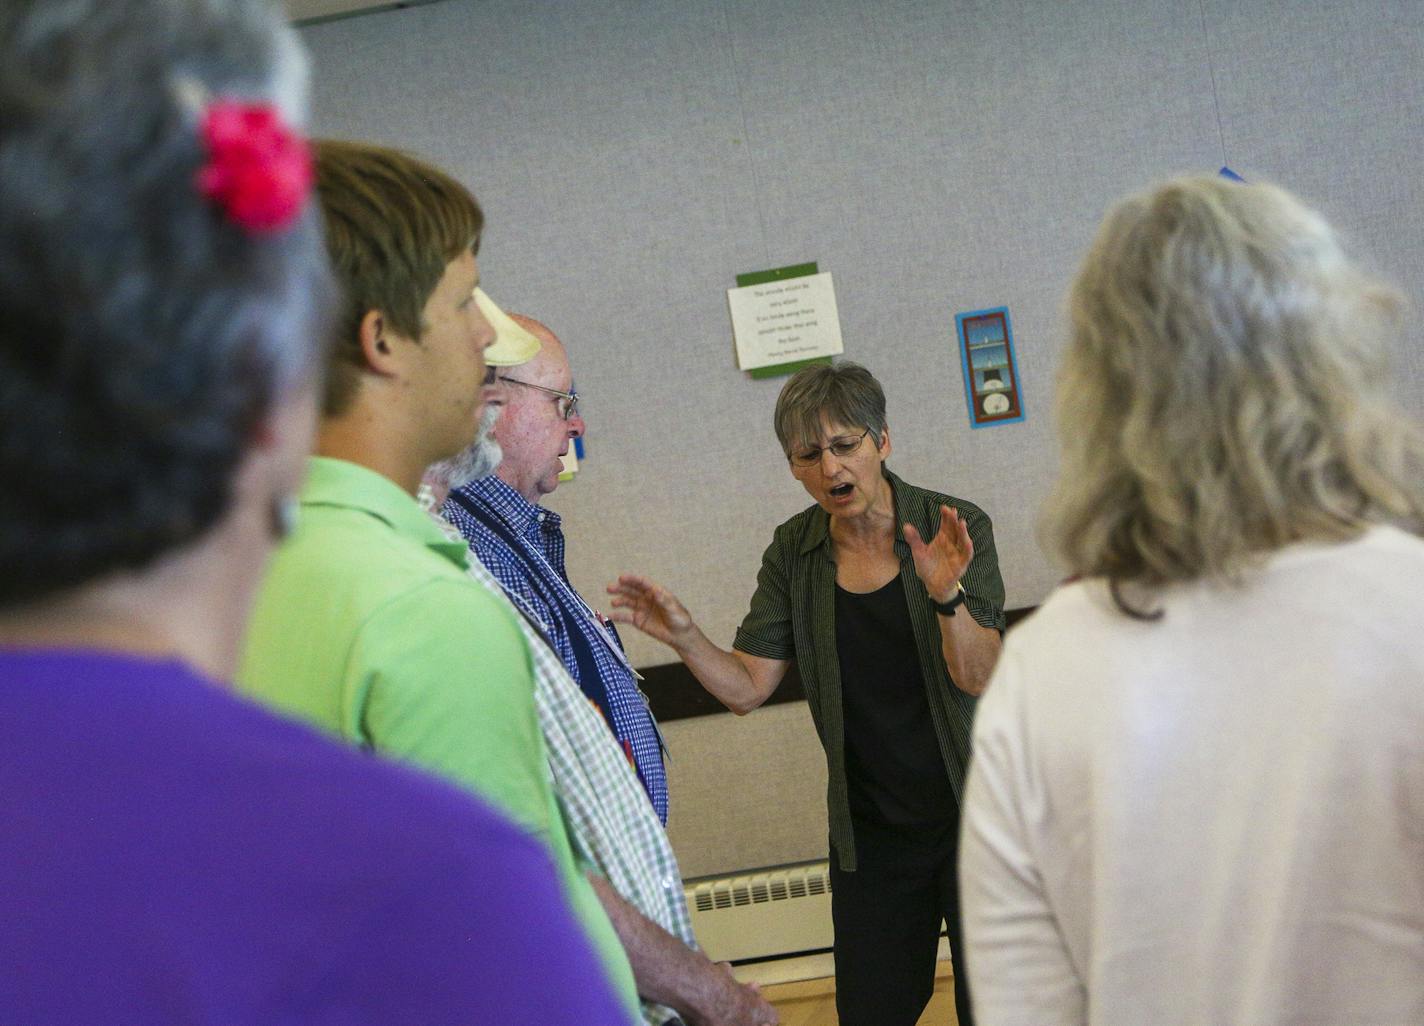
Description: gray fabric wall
xmin=300 ymin=0 xmax=1424 ymax=878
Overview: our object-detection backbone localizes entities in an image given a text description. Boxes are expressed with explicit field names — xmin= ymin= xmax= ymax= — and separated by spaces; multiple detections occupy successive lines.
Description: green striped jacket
xmin=733 ymin=468 xmax=1006 ymax=870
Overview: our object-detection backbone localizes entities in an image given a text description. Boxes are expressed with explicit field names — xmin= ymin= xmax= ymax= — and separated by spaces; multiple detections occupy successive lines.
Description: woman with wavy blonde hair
xmin=960 ymin=176 xmax=1424 ymax=1026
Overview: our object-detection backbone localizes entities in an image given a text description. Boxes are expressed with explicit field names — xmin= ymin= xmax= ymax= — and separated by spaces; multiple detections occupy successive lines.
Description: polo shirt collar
xmin=300 ymin=456 xmax=470 ymax=568
xmin=796 ymin=466 xmax=919 ymax=557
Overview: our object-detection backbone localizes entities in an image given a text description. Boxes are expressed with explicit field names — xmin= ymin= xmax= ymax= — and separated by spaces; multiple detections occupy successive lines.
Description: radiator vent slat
xmin=685 ymin=861 xmax=835 ymax=963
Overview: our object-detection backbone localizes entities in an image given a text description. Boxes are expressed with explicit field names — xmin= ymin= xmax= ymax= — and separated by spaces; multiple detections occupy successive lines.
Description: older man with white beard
xmin=419 ymin=290 xmax=535 ymax=508
xmin=420 ymin=308 xmax=776 ymax=1026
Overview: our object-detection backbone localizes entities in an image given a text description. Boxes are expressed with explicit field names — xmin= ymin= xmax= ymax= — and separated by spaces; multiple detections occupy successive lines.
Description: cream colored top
xmin=962 ymin=525 xmax=1424 ymax=1026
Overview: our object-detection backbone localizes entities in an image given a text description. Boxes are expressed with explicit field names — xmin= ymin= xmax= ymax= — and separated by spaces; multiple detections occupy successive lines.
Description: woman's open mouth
xmin=829 ymin=483 xmax=854 ymax=499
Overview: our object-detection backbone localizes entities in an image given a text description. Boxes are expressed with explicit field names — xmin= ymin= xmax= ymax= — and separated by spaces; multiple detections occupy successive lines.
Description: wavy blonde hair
xmin=1046 ymin=175 xmax=1424 ymax=615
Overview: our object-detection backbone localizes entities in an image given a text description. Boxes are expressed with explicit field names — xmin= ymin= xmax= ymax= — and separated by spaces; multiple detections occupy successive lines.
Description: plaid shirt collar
xmin=463 ymin=474 xmax=562 ymax=543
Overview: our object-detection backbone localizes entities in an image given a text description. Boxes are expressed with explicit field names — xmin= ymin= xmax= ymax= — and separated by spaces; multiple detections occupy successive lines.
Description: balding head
xmin=493 ymin=316 xmax=584 ymax=503
xmin=508 ymin=313 xmax=554 ymax=344
xmin=505 ymin=315 xmax=565 ymax=379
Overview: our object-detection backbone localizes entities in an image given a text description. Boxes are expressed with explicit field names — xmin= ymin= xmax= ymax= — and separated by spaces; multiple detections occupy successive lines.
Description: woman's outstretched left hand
xmin=903 ymin=504 xmax=974 ymax=604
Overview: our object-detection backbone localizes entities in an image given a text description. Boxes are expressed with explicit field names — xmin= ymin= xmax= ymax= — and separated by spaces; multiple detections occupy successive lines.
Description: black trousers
xmin=829 ymin=815 xmax=972 ymax=1026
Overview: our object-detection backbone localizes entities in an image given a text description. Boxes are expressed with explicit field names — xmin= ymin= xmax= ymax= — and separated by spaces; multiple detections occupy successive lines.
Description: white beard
xmin=428 ymin=404 xmax=502 ymax=493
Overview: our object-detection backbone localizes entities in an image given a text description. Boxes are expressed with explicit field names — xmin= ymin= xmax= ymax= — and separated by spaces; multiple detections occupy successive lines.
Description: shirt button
xmin=536 ymin=512 xmax=546 ymax=523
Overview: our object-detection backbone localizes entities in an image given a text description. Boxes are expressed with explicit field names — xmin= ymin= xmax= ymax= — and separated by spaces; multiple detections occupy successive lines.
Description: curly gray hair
xmin=0 ymin=0 xmax=334 ymax=607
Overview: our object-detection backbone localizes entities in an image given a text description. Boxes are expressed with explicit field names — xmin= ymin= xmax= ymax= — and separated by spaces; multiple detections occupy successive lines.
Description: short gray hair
xmin=773 ymin=361 xmax=887 ymax=455
xmin=1046 ymin=174 xmax=1424 ymax=615
xmin=0 ymin=0 xmax=334 ymax=607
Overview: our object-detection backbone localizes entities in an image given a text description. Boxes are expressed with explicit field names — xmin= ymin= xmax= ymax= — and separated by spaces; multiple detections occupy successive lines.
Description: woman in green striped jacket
xmin=609 ymin=361 xmax=1006 ymax=1026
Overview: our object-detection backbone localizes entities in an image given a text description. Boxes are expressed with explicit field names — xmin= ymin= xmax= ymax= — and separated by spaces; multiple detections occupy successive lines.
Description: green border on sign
xmin=734 ymin=262 xmax=832 ymax=379
xmin=748 ymin=355 xmax=832 ymax=380
xmin=735 ymin=261 xmax=819 ymax=288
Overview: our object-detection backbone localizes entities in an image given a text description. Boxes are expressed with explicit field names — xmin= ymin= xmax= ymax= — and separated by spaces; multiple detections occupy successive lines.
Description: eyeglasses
xmin=788 ymin=427 xmax=872 ymax=467
xmin=498 ymin=375 xmax=580 ymax=421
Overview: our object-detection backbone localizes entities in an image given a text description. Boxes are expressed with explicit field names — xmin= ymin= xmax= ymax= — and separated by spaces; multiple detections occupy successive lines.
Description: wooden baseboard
xmin=761 ymin=958 xmax=954 ymax=1001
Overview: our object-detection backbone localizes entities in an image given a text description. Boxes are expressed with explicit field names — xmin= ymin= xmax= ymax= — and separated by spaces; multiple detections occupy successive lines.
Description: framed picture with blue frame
xmin=955 ymin=306 xmax=1025 ymax=428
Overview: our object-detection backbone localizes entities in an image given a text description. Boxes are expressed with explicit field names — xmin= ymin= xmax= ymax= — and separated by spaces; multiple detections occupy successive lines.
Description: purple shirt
xmin=0 ymin=648 xmax=632 ymax=1025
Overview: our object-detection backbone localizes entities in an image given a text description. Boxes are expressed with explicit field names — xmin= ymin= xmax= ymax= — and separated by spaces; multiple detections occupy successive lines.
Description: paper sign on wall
xmin=558 ymin=445 xmax=578 ymax=481
xmin=557 ymin=390 xmax=584 ymax=482
xmin=727 ymin=270 xmax=843 ymax=373
xmin=558 ymin=430 xmax=584 ymax=482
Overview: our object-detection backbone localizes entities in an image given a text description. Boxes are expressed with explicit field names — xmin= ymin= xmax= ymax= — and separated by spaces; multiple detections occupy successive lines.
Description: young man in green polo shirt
xmin=236 ymin=140 xmax=637 ymax=1017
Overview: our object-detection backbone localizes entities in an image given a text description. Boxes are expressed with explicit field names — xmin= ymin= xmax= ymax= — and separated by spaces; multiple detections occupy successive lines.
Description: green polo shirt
xmin=733 ymin=467 xmax=1007 ymax=871
xmin=238 ymin=456 xmax=637 ymax=1013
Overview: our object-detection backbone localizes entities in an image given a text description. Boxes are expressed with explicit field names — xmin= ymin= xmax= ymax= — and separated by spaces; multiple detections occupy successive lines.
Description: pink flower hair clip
xmin=195 ymin=99 xmax=313 ymax=235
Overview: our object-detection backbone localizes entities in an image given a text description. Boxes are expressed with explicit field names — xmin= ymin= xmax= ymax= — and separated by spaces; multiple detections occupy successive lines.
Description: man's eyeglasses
xmin=788 ymin=427 xmax=872 ymax=467
xmin=498 ymin=375 xmax=580 ymax=421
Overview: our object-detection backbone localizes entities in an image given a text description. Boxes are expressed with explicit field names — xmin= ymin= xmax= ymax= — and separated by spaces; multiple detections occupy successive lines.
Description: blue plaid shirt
xmin=444 ymin=476 xmax=669 ymax=824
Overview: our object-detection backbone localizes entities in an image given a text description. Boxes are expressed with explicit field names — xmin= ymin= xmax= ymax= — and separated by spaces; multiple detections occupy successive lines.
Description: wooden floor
xmin=759 ymin=961 xmax=958 ymax=1026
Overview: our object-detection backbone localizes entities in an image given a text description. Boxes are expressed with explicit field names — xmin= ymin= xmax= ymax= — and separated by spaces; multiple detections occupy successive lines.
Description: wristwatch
xmin=931 ymin=581 xmax=966 ymax=616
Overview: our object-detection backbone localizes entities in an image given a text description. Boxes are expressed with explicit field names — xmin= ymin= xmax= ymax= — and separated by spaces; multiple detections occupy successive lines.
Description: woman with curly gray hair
xmin=0 ymin=2 xmax=631 ymax=1022
xmin=961 ymin=175 xmax=1424 ymax=1025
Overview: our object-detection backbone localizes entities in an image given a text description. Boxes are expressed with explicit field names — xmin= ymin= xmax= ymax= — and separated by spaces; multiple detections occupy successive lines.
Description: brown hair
xmin=773 ymin=361 xmax=888 ymax=456
xmin=313 ymin=139 xmax=484 ymax=415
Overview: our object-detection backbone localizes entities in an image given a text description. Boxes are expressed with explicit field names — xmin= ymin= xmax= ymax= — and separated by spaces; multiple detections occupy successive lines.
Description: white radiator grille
xmin=692 ymin=866 xmax=830 ymax=911
xmin=685 ymin=861 xmax=834 ymax=963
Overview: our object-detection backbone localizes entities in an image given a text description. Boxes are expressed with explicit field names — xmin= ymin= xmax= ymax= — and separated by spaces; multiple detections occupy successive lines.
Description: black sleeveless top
xmin=835 ymin=575 xmax=956 ymax=832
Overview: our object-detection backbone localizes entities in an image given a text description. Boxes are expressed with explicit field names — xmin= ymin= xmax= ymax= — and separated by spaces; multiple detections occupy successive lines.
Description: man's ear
xmin=357 ymin=309 xmax=402 ymax=377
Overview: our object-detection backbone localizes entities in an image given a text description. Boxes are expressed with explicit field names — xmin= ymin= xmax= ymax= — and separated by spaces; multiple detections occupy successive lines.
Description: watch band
xmin=931 ymin=581 xmax=966 ymax=616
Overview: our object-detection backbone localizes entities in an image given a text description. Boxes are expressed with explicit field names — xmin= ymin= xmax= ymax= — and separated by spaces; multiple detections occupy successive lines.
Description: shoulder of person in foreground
xmin=297 ymin=732 xmax=636 ymax=1024
xmin=0 ymin=658 xmax=633 ymax=1024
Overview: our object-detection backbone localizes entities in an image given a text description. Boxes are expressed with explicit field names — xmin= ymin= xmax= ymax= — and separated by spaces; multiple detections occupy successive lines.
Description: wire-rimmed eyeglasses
xmin=788 ymin=427 xmax=872 ymax=467
xmin=498 ymin=375 xmax=580 ymax=421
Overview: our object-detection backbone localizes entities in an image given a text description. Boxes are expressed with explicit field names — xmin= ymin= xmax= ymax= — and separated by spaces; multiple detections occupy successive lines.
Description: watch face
xmin=982 ymin=391 xmax=1010 ymax=415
